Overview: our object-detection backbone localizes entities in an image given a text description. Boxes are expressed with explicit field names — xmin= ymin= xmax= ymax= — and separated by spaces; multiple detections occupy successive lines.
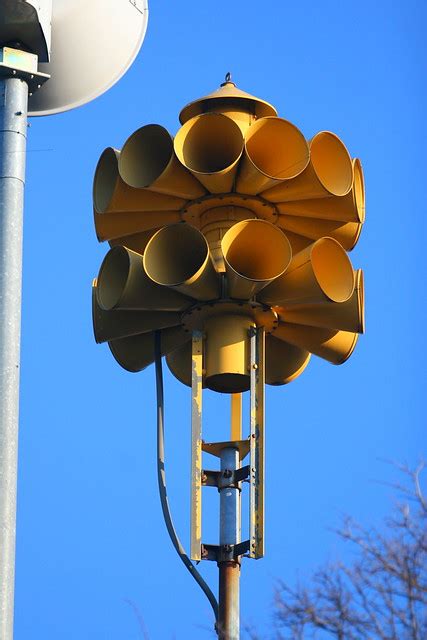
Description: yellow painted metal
xmin=181 ymin=300 xmax=279 ymax=336
xmin=231 ymin=394 xmax=242 ymax=441
xmin=249 ymin=327 xmax=265 ymax=559
xmin=204 ymin=315 xmax=254 ymax=393
xmin=274 ymin=322 xmax=358 ymax=365
xmin=200 ymin=206 xmax=256 ymax=272
xmin=259 ymin=238 xmax=355 ymax=307
xmin=143 ymin=223 xmax=221 ymax=301
xmin=190 ymin=331 xmax=203 ymax=561
xmin=236 ymin=117 xmax=310 ymax=195
xmin=202 ymin=440 xmax=250 ymax=460
xmin=92 ymin=279 xmax=181 ymax=343
xmin=265 ymin=336 xmax=311 ymax=385
xmin=276 ymin=158 xmax=365 ymax=223
xmin=93 ymin=148 xmax=186 ymax=214
xmin=166 ymin=341 xmax=196 ymax=388
xmin=174 ymin=113 xmax=244 ymax=193
xmin=277 ymin=214 xmax=362 ymax=251
xmin=97 ymin=246 xmax=193 ymax=312
xmin=276 ymin=269 xmax=364 ymax=334
xmin=179 ymin=79 xmax=277 ymax=135
xmin=262 ymin=132 xmax=353 ymax=202
xmin=181 ymin=193 xmax=279 ymax=227
xmin=94 ymin=208 xmax=181 ymax=242
xmin=221 ymin=219 xmax=292 ymax=299
xmin=108 ymin=326 xmax=191 ymax=372
xmin=108 ymin=229 xmax=159 ymax=254
xmin=283 ymin=230 xmax=313 ymax=254
xmin=118 ymin=124 xmax=206 ymax=200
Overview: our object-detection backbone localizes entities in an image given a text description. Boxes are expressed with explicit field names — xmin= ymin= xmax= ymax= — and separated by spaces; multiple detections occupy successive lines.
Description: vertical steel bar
xmin=0 ymin=76 xmax=28 ymax=640
xmin=218 ymin=446 xmax=240 ymax=640
xmin=230 ymin=394 xmax=242 ymax=441
xmin=190 ymin=330 xmax=203 ymax=561
xmin=249 ymin=327 xmax=265 ymax=559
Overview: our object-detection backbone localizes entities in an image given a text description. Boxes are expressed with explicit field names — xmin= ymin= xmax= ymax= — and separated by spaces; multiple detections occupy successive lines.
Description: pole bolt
xmin=223 ymin=469 xmax=233 ymax=478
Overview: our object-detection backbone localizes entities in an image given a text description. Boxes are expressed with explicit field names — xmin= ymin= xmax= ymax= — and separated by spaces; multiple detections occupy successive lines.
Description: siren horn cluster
xmin=91 ymin=75 xmax=365 ymax=639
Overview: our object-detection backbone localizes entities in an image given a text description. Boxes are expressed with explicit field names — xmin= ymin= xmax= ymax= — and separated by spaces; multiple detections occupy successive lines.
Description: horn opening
xmin=310 ymin=238 xmax=354 ymax=303
xmin=143 ymin=223 xmax=220 ymax=300
xmin=311 ymin=132 xmax=353 ymax=197
xmin=97 ymin=246 xmax=132 ymax=310
xmin=93 ymin=147 xmax=119 ymax=214
xmin=119 ymin=124 xmax=173 ymax=189
xmin=222 ymin=219 xmax=292 ymax=298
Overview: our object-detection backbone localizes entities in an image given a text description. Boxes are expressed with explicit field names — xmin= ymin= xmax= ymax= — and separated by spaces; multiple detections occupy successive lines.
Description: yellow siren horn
xmin=174 ymin=113 xmax=244 ymax=193
xmin=96 ymin=246 xmax=193 ymax=312
xmin=221 ymin=219 xmax=292 ymax=299
xmin=277 ymin=214 xmax=362 ymax=251
xmin=92 ymin=280 xmax=181 ymax=343
xmin=94 ymin=208 xmax=181 ymax=243
xmin=262 ymin=132 xmax=353 ymax=202
xmin=276 ymin=269 xmax=364 ymax=334
xmin=277 ymin=158 xmax=365 ymax=223
xmin=118 ymin=124 xmax=206 ymax=200
xmin=274 ymin=322 xmax=358 ymax=365
xmin=166 ymin=341 xmax=194 ymax=387
xmin=265 ymin=336 xmax=311 ymax=385
xmin=93 ymin=147 xmax=186 ymax=214
xmin=235 ymin=117 xmax=310 ymax=195
xmin=109 ymin=327 xmax=190 ymax=373
xmin=143 ymin=223 xmax=221 ymax=301
xmin=258 ymin=237 xmax=355 ymax=307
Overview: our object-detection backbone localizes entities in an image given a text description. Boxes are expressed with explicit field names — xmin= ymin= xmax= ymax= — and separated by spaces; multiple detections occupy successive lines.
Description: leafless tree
xmin=274 ymin=463 xmax=427 ymax=640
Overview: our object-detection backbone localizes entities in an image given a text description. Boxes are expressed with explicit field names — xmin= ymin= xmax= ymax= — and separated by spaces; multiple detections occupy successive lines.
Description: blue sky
xmin=14 ymin=1 xmax=426 ymax=638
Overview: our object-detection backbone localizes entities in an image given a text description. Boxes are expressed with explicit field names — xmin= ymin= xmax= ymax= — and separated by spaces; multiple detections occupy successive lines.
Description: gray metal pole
xmin=218 ymin=446 xmax=240 ymax=640
xmin=0 ymin=76 xmax=29 ymax=640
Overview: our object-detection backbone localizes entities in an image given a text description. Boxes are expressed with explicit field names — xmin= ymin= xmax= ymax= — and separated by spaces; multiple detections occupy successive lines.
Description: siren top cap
xmin=179 ymin=79 xmax=277 ymax=124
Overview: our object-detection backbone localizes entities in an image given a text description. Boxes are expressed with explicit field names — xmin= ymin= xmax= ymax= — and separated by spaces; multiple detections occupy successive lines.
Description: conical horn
xmin=236 ymin=117 xmax=310 ymax=195
xmin=276 ymin=158 xmax=365 ymax=223
xmin=284 ymin=230 xmax=313 ymax=254
xmin=118 ymin=124 xmax=206 ymax=200
xmin=109 ymin=229 xmax=159 ymax=254
xmin=94 ymin=209 xmax=181 ymax=242
xmin=276 ymin=269 xmax=364 ymax=334
xmin=92 ymin=279 xmax=181 ymax=343
xmin=109 ymin=327 xmax=191 ymax=373
xmin=274 ymin=322 xmax=358 ymax=365
xmin=93 ymin=147 xmax=186 ymax=214
xmin=258 ymin=237 xmax=355 ymax=306
xmin=221 ymin=219 xmax=292 ymax=299
xmin=261 ymin=132 xmax=353 ymax=202
xmin=204 ymin=315 xmax=254 ymax=393
xmin=166 ymin=341 xmax=194 ymax=387
xmin=265 ymin=335 xmax=311 ymax=385
xmin=143 ymin=223 xmax=221 ymax=301
xmin=277 ymin=214 xmax=362 ymax=251
xmin=174 ymin=113 xmax=244 ymax=193
xmin=97 ymin=246 xmax=193 ymax=312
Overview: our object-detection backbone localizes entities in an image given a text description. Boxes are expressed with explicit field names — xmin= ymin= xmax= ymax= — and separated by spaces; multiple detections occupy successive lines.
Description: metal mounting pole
xmin=218 ymin=446 xmax=241 ymax=640
xmin=0 ymin=76 xmax=29 ymax=640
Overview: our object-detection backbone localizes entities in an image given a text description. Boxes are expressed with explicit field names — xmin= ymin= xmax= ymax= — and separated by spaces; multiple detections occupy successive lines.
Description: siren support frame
xmin=189 ymin=327 xmax=266 ymax=638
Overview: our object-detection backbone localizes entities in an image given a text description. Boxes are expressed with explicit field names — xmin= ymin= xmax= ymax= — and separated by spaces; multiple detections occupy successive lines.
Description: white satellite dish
xmin=28 ymin=0 xmax=149 ymax=116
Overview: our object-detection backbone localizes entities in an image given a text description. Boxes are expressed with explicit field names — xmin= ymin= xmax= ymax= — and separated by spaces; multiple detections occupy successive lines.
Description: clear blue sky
xmin=14 ymin=1 xmax=426 ymax=638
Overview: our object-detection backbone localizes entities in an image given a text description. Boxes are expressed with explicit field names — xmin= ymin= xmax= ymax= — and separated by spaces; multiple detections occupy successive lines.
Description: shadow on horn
xmin=96 ymin=246 xmax=193 ymax=312
xmin=221 ymin=219 xmax=292 ymax=299
xmin=119 ymin=124 xmax=206 ymax=200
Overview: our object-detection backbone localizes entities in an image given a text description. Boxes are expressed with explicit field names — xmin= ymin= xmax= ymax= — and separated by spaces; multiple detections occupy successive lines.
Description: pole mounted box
xmin=0 ymin=1 xmax=52 ymax=62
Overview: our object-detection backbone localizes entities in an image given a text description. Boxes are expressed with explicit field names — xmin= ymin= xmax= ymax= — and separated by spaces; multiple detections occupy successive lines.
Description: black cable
xmin=154 ymin=331 xmax=219 ymax=623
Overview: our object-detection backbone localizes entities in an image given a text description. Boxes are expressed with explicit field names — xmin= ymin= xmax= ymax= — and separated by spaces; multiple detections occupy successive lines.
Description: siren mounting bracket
xmin=0 ymin=46 xmax=49 ymax=94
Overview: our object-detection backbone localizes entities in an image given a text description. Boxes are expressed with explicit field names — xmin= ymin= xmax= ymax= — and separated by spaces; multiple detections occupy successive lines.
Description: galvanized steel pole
xmin=218 ymin=446 xmax=241 ymax=640
xmin=0 ymin=76 xmax=29 ymax=640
